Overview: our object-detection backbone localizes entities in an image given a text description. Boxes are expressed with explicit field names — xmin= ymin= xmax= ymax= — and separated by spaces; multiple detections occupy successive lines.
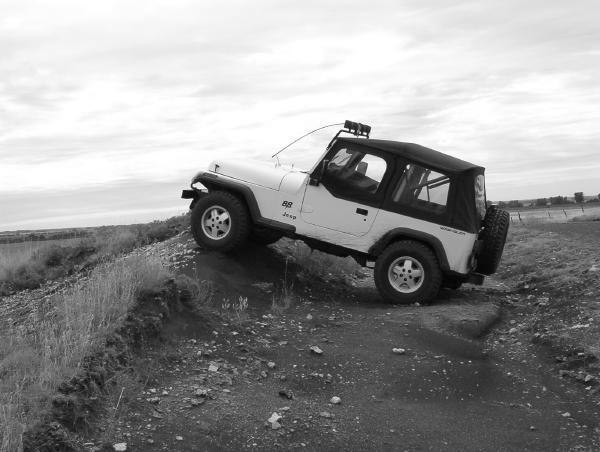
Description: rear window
xmin=392 ymin=164 xmax=450 ymax=214
xmin=475 ymin=174 xmax=486 ymax=219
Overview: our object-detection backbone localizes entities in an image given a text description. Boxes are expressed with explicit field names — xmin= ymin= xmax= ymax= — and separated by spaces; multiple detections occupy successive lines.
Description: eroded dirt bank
xmin=78 ymin=235 xmax=599 ymax=451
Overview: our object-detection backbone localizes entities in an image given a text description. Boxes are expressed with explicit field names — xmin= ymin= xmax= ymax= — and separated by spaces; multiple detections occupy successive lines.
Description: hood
xmin=208 ymin=159 xmax=302 ymax=191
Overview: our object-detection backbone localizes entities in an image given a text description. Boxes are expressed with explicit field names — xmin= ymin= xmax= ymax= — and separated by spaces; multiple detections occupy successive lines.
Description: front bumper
xmin=181 ymin=189 xmax=197 ymax=200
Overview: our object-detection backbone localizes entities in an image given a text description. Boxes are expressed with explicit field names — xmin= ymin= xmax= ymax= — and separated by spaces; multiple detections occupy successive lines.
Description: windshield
xmin=273 ymin=128 xmax=341 ymax=172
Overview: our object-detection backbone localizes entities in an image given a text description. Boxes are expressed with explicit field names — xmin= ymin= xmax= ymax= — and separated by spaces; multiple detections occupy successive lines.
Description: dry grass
xmin=221 ymin=296 xmax=249 ymax=325
xmin=571 ymin=214 xmax=600 ymax=222
xmin=0 ymin=255 xmax=169 ymax=452
xmin=0 ymin=214 xmax=188 ymax=296
xmin=271 ymin=257 xmax=295 ymax=315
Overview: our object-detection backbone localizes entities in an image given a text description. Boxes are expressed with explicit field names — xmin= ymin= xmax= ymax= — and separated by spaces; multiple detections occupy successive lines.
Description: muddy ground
xmin=78 ymin=230 xmax=600 ymax=452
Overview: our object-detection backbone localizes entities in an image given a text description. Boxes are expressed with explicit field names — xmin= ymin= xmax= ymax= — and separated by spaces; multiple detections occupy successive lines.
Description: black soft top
xmin=337 ymin=138 xmax=484 ymax=174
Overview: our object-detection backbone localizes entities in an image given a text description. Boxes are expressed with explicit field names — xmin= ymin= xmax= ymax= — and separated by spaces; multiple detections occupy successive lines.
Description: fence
xmin=509 ymin=205 xmax=600 ymax=224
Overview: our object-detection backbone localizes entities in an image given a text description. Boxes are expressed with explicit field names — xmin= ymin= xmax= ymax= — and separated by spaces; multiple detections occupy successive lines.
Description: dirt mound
xmin=22 ymin=280 xmax=188 ymax=451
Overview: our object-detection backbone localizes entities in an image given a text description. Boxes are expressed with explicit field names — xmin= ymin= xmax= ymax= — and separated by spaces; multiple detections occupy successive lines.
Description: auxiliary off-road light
xmin=344 ymin=120 xmax=371 ymax=137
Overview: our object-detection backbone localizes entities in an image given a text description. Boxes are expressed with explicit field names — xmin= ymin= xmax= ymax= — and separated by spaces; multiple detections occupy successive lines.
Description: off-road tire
xmin=374 ymin=240 xmax=442 ymax=305
xmin=191 ymin=191 xmax=250 ymax=252
xmin=476 ymin=206 xmax=510 ymax=275
xmin=249 ymin=227 xmax=283 ymax=245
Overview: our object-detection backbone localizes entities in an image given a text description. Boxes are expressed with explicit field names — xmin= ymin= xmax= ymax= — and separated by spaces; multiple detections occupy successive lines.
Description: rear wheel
xmin=476 ymin=206 xmax=510 ymax=275
xmin=374 ymin=241 xmax=442 ymax=304
xmin=191 ymin=191 xmax=249 ymax=252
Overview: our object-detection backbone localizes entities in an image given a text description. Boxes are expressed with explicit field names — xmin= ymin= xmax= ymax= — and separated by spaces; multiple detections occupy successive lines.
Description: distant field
xmin=509 ymin=204 xmax=600 ymax=223
xmin=0 ymin=238 xmax=86 ymax=276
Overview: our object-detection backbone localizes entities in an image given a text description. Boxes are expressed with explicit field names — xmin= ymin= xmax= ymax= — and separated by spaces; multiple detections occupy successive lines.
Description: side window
xmin=323 ymin=147 xmax=387 ymax=196
xmin=392 ymin=164 xmax=450 ymax=214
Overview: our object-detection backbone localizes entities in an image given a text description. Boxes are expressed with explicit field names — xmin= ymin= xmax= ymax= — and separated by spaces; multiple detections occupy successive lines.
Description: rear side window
xmin=392 ymin=164 xmax=450 ymax=214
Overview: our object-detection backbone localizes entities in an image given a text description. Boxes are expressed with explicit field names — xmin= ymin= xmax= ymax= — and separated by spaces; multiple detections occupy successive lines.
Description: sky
xmin=1 ymin=0 xmax=599 ymax=231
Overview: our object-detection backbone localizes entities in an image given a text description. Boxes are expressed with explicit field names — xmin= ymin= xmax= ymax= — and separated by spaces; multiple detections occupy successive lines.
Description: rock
xmin=113 ymin=443 xmax=127 ymax=452
xmin=208 ymin=363 xmax=219 ymax=372
xmin=562 ymin=412 xmax=571 ymax=418
xmin=392 ymin=348 xmax=406 ymax=355
xmin=260 ymin=370 xmax=268 ymax=379
xmin=195 ymin=388 xmax=208 ymax=397
xmin=319 ymin=411 xmax=334 ymax=419
xmin=267 ymin=412 xmax=282 ymax=429
xmin=310 ymin=346 xmax=323 ymax=355
xmin=279 ymin=389 xmax=294 ymax=400
xmin=146 ymin=397 xmax=160 ymax=404
xmin=306 ymin=314 xmax=313 ymax=320
xmin=508 ymin=328 xmax=518 ymax=334
xmin=330 ymin=396 xmax=341 ymax=405
xmin=584 ymin=374 xmax=594 ymax=383
xmin=176 ymin=435 xmax=183 ymax=441
xmin=589 ymin=265 xmax=599 ymax=272
xmin=267 ymin=361 xmax=276 ymax=369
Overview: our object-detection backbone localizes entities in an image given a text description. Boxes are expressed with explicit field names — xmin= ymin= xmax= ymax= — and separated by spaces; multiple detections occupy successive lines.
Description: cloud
xmin=1 ymin=0 xmax=599 ymax=229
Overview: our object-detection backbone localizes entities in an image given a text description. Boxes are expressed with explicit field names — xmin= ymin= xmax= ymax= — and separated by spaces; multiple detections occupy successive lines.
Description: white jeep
xmin=182 ymin=121 xmax=509 ymax=304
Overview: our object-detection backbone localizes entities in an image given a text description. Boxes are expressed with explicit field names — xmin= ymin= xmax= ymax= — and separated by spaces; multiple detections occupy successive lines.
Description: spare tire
xmin=476 ymin=205 xmax=510 ymax=275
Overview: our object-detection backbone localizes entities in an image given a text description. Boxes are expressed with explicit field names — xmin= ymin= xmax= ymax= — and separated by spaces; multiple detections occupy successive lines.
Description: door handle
xmin=356 ymin=208 xmax=368 ymax=216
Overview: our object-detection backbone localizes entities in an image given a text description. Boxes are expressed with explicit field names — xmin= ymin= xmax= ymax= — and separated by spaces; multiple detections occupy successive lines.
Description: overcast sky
xmin=1 ymin=0 xmax=599 ymax=230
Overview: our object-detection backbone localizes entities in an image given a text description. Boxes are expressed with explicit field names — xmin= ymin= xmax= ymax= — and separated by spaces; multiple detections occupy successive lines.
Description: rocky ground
xmin=64 ymin=227 xmax=600 ymax=452
xmin=2 ymin=223 xmax=599 ymax=451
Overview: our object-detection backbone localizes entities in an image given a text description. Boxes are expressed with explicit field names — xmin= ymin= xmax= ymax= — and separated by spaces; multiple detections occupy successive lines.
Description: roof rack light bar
xmin=344 ymin=120 xmax=371 ymax=138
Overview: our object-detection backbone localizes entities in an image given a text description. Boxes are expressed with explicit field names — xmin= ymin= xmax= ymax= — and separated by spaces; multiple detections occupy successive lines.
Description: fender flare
xmin=369 ymin=228 xmax=450 ymax=271
xmin=193 ymin=173 xmax=295 ymax=233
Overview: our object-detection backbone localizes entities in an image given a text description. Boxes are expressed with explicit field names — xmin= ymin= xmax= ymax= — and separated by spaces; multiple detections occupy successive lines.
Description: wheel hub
xmin=201 ymin=205 xmax=231 ymax=240
xmin=388 ymin=256 xmax=424 ymax=293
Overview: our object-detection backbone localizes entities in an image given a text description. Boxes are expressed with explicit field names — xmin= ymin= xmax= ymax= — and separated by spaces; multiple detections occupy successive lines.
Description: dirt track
xmin=75 ymin=234 xmax=600 ymax=451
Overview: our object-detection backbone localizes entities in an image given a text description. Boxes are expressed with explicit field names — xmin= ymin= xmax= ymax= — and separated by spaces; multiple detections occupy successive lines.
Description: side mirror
xmin=310 ymin=159 xmax=329 ymax=186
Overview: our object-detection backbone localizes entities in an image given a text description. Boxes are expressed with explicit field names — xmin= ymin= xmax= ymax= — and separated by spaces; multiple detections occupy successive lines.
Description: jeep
xmin=182 ymin=121 xmax=509 ymax=304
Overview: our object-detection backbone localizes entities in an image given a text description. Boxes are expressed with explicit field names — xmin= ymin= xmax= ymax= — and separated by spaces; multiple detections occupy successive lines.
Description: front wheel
xmin=374 ymin=241 xmax=442 ymax=304
xmin=191 ymin=191 xmax=250 ymax=252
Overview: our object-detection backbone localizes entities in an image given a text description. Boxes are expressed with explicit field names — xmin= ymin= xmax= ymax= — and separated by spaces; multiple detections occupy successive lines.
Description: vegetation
xmin=0 ymin=255 xmax=170 ymax=452
xmin=0 ymin=215 xmax=188 ymax=296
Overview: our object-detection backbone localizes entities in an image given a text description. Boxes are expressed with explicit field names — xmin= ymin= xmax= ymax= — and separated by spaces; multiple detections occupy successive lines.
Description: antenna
xmin=271 ymin=123 xmax=344 ymax=159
